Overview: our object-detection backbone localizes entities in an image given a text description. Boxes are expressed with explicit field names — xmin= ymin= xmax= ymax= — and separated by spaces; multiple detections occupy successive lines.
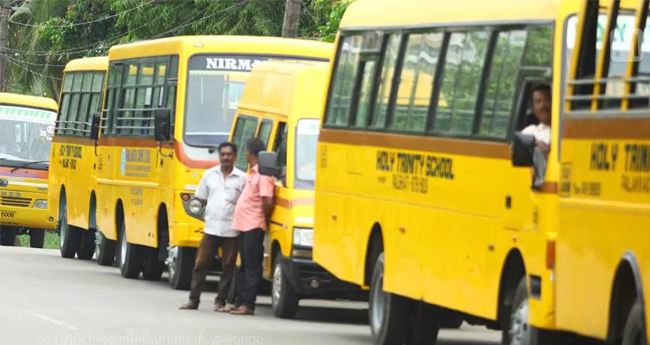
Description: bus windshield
xmin=294 ymin=119 xmax=320 ymax=189
xmin=0 ymin=104 xmax=55 ymax=163
xmin=184 ymin=55 xmax=270 ymax=147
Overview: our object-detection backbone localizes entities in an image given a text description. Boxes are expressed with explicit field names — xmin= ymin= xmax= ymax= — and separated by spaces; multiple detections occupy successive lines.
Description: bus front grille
xmin=0 ymin=196 xmax=32 ymax=207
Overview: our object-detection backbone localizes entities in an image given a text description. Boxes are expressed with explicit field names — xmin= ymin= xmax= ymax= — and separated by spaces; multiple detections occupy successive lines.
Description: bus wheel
xmin=369 ymin=252 xmax=409 ymax=345
xmin=77 ymin=229 xmax=96 ymax=260
xmin=167 ymin=246 xmax=195 ymax=290
xmin=622 ymin=299 xmax=646 ymax=345
xmin=118 ymin=222 xmax=144 ymax=279
xmin=142 ymin=247 xmax=165 ymax=281
xmin=411 ymin=301 xmax=442 ymax=344
xmin=505 ymin=277 xmax=540 ymax=345
xmin=271 ymin=253 xmax=299 ymax=319
xmin=95 ymin=230 xmax=116 ymax=266
xmin=59 ymin=199 xmax=80 ymax=258
xmin=29 ymin=229 xmax=45 ymax=248
xmin=441 ymin=309 xmax=464 ymax=328
xmin=0 ymin=226 xmax=17 ymax=246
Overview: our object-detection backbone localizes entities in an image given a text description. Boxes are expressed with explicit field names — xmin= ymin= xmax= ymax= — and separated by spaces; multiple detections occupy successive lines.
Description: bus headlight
xmin=293 ymin=228 xmax=313 ymax=247
xmin=188 ymin=199 xmax=203 ymax=215
xmin=33 ymin=200 xmax=48 ymax=209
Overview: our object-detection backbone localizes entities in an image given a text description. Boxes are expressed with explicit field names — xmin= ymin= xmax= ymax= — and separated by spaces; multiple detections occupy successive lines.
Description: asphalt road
xmin=0 ymin=246 xmax=502 ymax=345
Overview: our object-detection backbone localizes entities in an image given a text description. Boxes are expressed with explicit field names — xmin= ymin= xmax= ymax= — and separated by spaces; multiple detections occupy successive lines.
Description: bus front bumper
xmin=0 ymin=205 xmax=56 ymax=230
xmin=279 ymin=255 xmax=367 ymax=300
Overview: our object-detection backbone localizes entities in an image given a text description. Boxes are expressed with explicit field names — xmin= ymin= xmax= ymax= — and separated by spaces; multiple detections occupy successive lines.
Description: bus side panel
xmin=95 ymin=145 xmax=118 ymax=241
xmin=365 ymin=147 xmax=502 ymax=320
xmin=314 ymin=142 xmax=368 ymax=286
xmin=557 ymin=138 xmax=650 ymax=340
xmin=68 ymin=142 xmax=94 ymax=230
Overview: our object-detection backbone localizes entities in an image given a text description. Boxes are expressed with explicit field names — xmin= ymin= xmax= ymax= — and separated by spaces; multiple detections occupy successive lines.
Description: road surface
xmin=0 ymin=246 xmax=502 ymax=345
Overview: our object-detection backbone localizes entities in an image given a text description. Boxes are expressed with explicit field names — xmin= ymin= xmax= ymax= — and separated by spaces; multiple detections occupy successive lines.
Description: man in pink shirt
xmin=228 ymin=138 xmax=275 ymax=315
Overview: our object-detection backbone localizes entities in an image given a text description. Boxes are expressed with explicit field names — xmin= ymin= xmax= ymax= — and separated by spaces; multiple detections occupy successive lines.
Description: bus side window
xmin=273 ymin=122 xmax=288 ymax=187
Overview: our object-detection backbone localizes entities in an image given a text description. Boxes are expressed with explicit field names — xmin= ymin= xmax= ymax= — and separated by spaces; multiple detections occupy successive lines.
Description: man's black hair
xmin=532 ymin=83 xmax=551 ymax=98
xmin=246 ymin=138 xmax=266 ymax=157
xmin=218 ymin=141 xmax=238 ymax=155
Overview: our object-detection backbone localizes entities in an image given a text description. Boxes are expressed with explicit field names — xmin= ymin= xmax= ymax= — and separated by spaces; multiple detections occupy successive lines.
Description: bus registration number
xmin=1 ymin=211 xmax=15 ymax=218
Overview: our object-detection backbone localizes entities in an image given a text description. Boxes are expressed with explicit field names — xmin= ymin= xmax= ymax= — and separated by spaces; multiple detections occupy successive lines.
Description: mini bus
xmin=49 ymin=56 xmax=109 ymax=260
xmin=556 ymin=0 xmax=650 ymax=344
xmin=0 ymin=92 xmax=58 ymax=248
xmin=255 ymin=0 xmax=646 ymax=344
xmin=50 ymin=36 xmax=334 ymax=290
xmin=220 ymin=59 xmax=366 ymax=319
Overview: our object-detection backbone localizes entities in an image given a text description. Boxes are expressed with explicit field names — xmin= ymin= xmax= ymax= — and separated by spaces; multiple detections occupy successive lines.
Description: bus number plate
xmin=1 ymin=211 xmax=15 ymax=218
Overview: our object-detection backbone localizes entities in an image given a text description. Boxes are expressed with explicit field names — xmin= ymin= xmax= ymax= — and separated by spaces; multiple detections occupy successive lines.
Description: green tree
xmin=315 ymin=0 xmax=353 ymax=42
xmin=5 ymin=0 xmax=344 ymax=97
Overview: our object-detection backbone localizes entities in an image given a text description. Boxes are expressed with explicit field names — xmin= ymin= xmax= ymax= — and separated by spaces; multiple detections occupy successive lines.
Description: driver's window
xmin=514 ymin=81 xmax=552 ymax=189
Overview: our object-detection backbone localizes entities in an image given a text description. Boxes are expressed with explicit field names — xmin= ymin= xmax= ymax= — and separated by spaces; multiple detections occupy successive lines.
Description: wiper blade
xmin=10 ymin=160 xmax=49 ymax=172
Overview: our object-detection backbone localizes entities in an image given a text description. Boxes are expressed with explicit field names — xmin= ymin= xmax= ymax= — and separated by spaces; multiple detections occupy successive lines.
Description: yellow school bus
xmin=80 ymin=36 xmax=333 ymax=290
xmin=0 ymin=92 xmax=58 ymax=248
xmin=303 ymin=0 xmax=620 ymax=344
xmin=220 ymin=59 xmax=366 ymax=319
xmin=555 ymin=0 xmax=650 ymax=343
xmin=49 ymin=56 xmax=108 ymax=260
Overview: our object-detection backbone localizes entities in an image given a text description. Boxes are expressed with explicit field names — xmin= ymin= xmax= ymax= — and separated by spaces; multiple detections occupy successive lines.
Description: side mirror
xmin=511 ymin=132 xmax=535 ymax=167
xmin=258 ymin=151 xmax=279 ymax=177
xmin=89 ymin=113 xmax=101 ymax=141
xmin=154 ymin=108 xmax=172 ymax=142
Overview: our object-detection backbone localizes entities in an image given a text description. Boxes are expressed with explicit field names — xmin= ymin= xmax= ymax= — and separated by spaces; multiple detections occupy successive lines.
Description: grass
xmin=17 ymin=231 xmax=60 ymax=249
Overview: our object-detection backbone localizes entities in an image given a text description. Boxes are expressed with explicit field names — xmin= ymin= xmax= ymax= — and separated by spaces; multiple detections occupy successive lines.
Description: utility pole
xmin=0 ymin=0 xmax=11 ymax=92
xmin=281 ymin=0 xmax=301 ymax=38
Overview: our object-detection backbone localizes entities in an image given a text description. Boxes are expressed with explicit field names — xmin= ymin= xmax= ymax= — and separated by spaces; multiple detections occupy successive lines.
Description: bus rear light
xmin=546 ymin=240 xmax=556 ymax=270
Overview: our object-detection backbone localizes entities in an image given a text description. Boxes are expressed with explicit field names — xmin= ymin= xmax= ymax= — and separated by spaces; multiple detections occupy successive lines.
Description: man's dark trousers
xmin=189 ymin=233 xmax=239 ymax=306
xmin=234 ymin=228 xmax=264 ymax=310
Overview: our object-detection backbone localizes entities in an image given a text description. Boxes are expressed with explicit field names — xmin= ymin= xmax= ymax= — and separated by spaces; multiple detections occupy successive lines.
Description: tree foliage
xmin=4 ymin=0 xmax=347 ymax=97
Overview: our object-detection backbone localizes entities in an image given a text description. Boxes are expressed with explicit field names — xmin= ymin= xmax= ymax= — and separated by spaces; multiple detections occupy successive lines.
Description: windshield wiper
xmin=10 ymin=160 xmax=49 ymax=172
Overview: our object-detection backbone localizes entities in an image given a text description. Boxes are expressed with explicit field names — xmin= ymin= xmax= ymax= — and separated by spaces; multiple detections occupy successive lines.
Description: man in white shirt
xmin=522 ymin=84 xmax=552 ymax=187
xmin=180 ymin=142 xmax=246 ymax=312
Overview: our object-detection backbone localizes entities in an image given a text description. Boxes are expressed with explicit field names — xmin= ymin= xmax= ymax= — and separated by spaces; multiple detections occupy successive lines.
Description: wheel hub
xmin=120 ymin=232 xmax=127 ymax=267
xmin=94 ymin=230 xmax=101 ymax=260
xmin=509 ymin=298 xmax=530 ymax=345
xmin=272 ymin=263 xmax=282 ymax=305
xmin=166 ymin=246 xmax=178 ymax=279
xmin=59 ymin=205 xmax=67 ymax=248
xmin=370 ymin=273 xmax=387 ymax=334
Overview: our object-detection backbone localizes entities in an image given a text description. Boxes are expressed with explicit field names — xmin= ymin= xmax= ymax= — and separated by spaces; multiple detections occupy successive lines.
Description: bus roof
xmin=0 ymin=92 xmax=57 ymax=111
xmin=340 ymin=0 xmax=568 ymax=30
xmin=64 ymin=56 xmax=108 ymax=72
xmin=108 ymin=36 xmax=334 ymax=62
xmin=238 ymin=59 xmax=329 ymax=122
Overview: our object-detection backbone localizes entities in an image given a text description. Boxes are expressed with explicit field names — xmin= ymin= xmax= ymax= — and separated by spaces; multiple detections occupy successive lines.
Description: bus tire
xmin=271 ymin=253 xmax=299 ymax=319
xmin=77 ymin=229 xmax=95 ymax=260
xmin=142 ymin=247 xmax=165 ymax=281
xmin=411 ymin=301 xmax=442 ymax=344
xmin=0 ymin=226 xmax=17 ymax=246
xmin=441 ymin=309 xmax=464 ymax=329
xmin=59 ymin=199 xmax=80 ymax=258
xmin=29 ymin=229 xmax=45 ymax=248
xmin=118 ymin=222 xmax=144 ymax=279
xmin=168 ymin=246 xmax=195 ymax=290
xmin=622 ymin=299 xmax=646 ymax=345
xmin=504 ymin=276 xmax=541 ymax=345
xmin=369 ymin=252 xmax=409 ymax=345
xmin=96 ymin=230 xmax=116 ymax=266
